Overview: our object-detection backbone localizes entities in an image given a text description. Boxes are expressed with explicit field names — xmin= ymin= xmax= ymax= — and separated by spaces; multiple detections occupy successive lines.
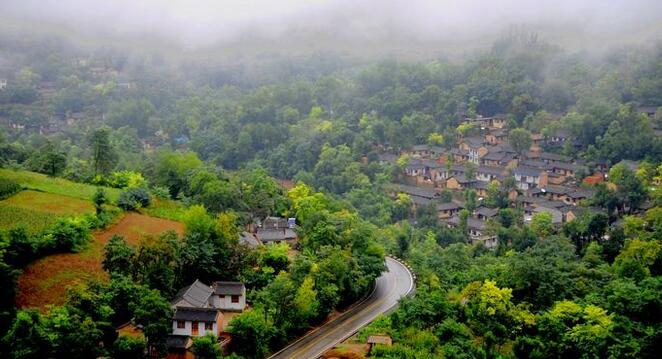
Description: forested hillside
xmin=1 ymin=24 xmax=662 ymax=359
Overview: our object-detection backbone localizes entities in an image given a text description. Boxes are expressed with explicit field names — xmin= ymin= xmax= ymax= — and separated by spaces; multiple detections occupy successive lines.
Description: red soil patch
xmin=16 ymin=213 xmax=184 ymax=310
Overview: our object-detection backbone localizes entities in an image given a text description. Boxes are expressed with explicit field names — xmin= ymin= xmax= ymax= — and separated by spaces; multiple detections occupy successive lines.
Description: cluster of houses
xmin=381 ymin=114 xmax=606 ymax=249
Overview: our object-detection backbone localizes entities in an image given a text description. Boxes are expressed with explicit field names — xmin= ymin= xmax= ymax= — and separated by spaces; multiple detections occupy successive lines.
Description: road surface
xmin=268 ymin=257 xmax=415 ymax=359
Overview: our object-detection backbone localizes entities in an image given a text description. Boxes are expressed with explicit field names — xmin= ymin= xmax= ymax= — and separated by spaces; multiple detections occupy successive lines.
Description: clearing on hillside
xmin=0 ymin=168 xmax=121 ymax=201
xmin=0 ymin=190 xmax=95 ymax=234
xmin=16 ymin=213 xmax=184 ymax=310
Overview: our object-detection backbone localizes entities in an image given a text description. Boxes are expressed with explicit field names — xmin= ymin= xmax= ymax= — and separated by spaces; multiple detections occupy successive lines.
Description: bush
xmin=112 ymin=335 xmax=146 ymax=359
xmin=0 ymin=178 xmax=21 ymax=199
xmin=150 ymin=185 xmax=171 ymax=200
xmin=44 ymin=217 xmax=91 ymax=253
xmin=118 ymin=187 xmax=151 ymax=211
xmin=93 ymin=171 xmax=146 ymax=189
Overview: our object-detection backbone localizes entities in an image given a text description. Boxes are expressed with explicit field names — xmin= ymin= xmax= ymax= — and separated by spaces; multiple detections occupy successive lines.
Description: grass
xmin=0 ymin=168 xmax=122 ymax=202
xmin=141 ymin=197 xmax=187 ymax=221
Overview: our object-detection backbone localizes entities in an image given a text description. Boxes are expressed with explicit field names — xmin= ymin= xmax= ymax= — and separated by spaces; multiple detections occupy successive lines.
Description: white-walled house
xmin=211 ymin=281 xmax=246 ymax=312
xmin=170 ymin=280 xmax=248 ymax=335
xmin=172 ymin=307 xmax=222 ymax=337
xmin=171 ymin=279 xmax=214 ymax=308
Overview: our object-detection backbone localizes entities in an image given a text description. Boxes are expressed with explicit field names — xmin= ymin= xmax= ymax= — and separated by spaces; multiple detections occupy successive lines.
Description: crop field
xmin=0 ymin=205 xmax=58 ymax=235
xmin=16 ymin=213 xmax=185 ymax=309
xmin=0 ymin=168 xmax=122 ymax=201
xmin=3 ymin=190 xmax=95 ymax=215
xmin=0 ymin=190 xmax=95 ymax=234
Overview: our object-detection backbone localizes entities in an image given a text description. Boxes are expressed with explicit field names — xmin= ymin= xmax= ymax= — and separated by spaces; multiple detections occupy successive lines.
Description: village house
xmin=475 ymin=166 xmax=506 ymax=182
xmin=446 ymin=216 xmax=498 ymax=249
xmin=168 ymin=279 xmax=247 ymax=357
xmin=211 ymin=282 xmax=247 ymax=313
xmin=446 ymin=175 xmax=476 ymax=190
xmin=512 ymin=167 xmax=548 ymax=190
xmin=391 ymin=184 xmax=442 ymax=207
xmin=172 ymin=307 xmax=222 ymax=337
xmin=238 ymin=231 xmax=261 ymax=247
xmin=0 ymin=78 xmax=7 ymax=90
xmin=436 ymin=201 xmax=464 ymax=219
xmin=524 ymin=205 xmax=564 ymax=225
xmin=450 ymin=147 xmax=470 ymax=163
xmin=481 ymin=150 xmax=516 ymax=167
xmin=409 ymin=144 xmax=433 ymax=158
xmin=549 ymin=162 xmax=582 ymax=178
xmin=462 ymin=114 xmax=507 ymax=130
xmin=484 ymin=129 xmax=507 ymax=145
xmin=474 ymin=206 xmax=499 ymax=221
xmin=255 ymin=216 xmax=297 ymax=245
xmin=459 ymin=137 xmax=489 ymax=164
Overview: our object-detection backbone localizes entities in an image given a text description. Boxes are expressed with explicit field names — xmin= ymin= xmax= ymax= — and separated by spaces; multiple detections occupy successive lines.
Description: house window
xmin=205 ymin=322 xmax=213 ymax=330
xmin=177 ymin=320 xmax=185 ymax=329
xmin=219 ymin=295 xmax=225 ymax=299
xmin=231 ymin=295 xmax=239 ymax=303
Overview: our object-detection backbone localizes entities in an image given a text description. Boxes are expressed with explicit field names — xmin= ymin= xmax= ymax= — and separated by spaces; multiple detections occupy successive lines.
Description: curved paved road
xmin=268 ymin=257 xmax=415 ymax=359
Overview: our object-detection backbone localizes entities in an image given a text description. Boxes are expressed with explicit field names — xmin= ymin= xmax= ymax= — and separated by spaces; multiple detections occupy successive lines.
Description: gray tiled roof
xmin=256 ymin=228 xmax=297 ymax=242
xmin=171 ymin=280 xmax=212 ymax=308
xmin=436 ymin=202 xmax=463 ymax=211
xmin=212 ymin=281 xmax=245 ymax=296
xmin=173 ymin=307 xmax=219 ymax=322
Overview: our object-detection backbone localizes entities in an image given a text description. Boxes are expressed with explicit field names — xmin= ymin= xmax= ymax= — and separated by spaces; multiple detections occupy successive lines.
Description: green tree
xmin=530 ymin=212 xmax=554 ymax=238
xmin=92 ymin=188 xmax=107 ymax=215
xmin=112 ymin=335 xmax=146 ymax=359
xmin=102 ymin=235 xmax=135 ymax=277
xmin=508 ymin=128 xmax=532 ymax=156
xmin=191 ymin=334 xmax=223 ymax=359
xmin=131 ymin=289 xmax=172 ymax=357
xmin=90 ymin=127 xmax=118 ymax=176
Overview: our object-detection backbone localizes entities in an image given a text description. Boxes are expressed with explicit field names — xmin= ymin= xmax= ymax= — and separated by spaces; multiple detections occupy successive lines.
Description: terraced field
xmin=16 ymin=213 xmax=185 ymax=309
xmin=0 ymin=190 xmax=96 ymax=234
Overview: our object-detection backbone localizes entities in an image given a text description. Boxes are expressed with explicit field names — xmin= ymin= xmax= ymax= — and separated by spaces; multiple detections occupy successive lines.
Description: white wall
xmin=211 ymin=293 xmax=246 ymax=311
xmin=172 ymin=320 xmax=219 ymax=337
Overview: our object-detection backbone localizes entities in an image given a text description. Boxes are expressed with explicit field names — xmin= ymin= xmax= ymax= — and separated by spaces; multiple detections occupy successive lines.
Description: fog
xmin=1 ymin=0 xmax=661 ymax=57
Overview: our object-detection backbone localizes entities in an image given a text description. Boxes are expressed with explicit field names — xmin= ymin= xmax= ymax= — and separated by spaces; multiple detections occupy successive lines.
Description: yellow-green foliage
xmin=0 ymin=169 xmax=121 ymax=201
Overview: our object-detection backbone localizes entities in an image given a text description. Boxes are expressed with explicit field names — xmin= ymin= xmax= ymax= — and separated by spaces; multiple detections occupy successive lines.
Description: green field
xmin=141 ymin=197 xmax=187 ymax=221
xmin=0 ymin=190 xmax=97 ymax=234
xmin=0 ymin=205 xmax=60 ymax=235
xmin=0 ymin=169 xmax=122 ymax=202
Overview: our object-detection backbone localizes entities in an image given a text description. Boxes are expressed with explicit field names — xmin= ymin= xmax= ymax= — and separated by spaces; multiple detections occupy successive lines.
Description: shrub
xmin=118 ymin=188 xmax=151 ymax=211
xmin=0 ymin=178 xmax=22 ymax=199
xmin=93 ymin=171 xmax=146 ymax=189
xmin=112 ymin=335 xmax=146 ymax=359
xmin=150 ymin=185 xmax=171 ymax=200
xmin=45 ymin=217 xmax=91 ymax=252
